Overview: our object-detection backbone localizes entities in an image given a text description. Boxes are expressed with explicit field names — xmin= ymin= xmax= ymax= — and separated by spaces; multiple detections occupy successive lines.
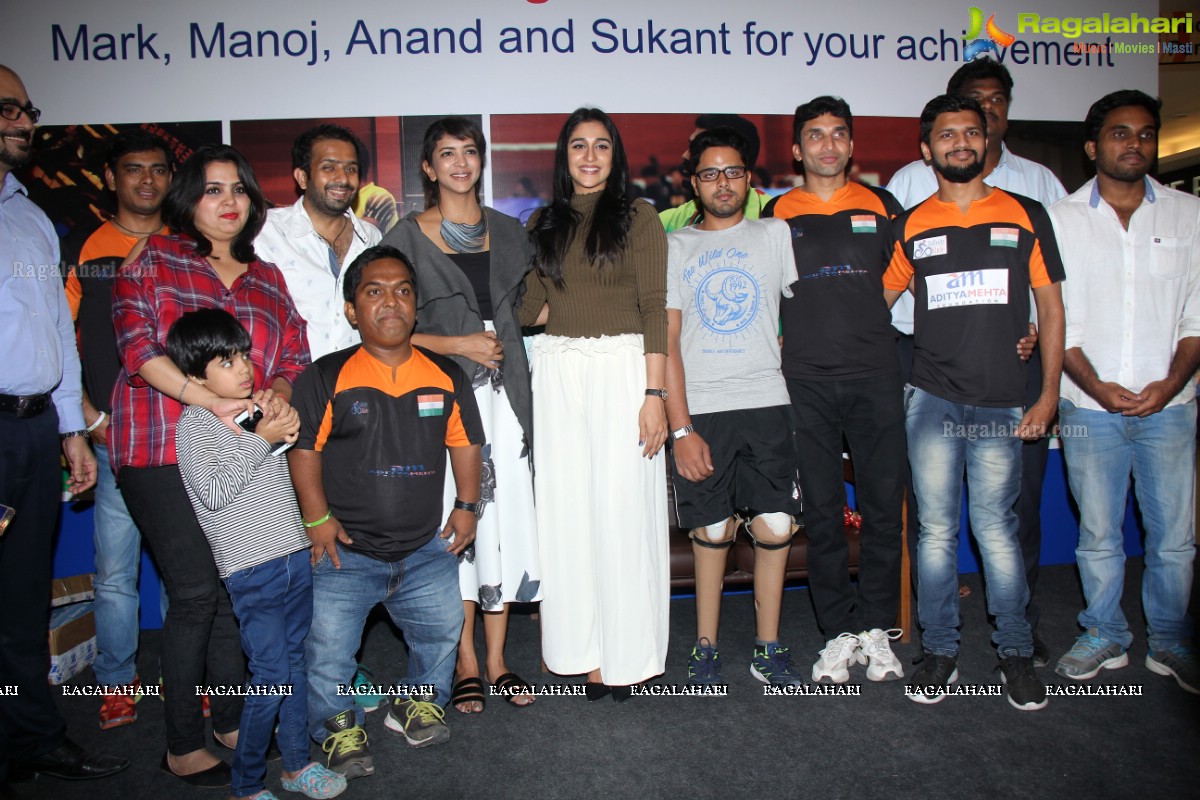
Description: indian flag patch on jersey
xmin=990 ymin=227 xmax=1020 ymax=248
xmin=850 ymin=215 xmax=876 ymax=233
xmin=417 ymin=394 xmax=444 ymax=417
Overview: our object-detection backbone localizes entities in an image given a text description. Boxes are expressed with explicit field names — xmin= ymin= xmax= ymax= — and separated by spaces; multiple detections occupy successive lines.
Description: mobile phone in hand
xmin=234 ymin=404 xmax=292 ymax=456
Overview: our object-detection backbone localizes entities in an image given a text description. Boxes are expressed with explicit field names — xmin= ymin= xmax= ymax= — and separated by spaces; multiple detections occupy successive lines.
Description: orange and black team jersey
xmin=291 ymin=345 xmax=484 ymax=562
xmin=883 ymin=188 xmax=1065 ymax=408
xmin=764 ymin=183 xmax=904 ymax=381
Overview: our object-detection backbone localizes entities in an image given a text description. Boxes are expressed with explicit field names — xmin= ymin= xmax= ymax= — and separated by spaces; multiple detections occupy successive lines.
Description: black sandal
xmin=451 ymin=676 xmax=486 ymax=714
xmin=492 ymin=672 xmax=536 ymax=708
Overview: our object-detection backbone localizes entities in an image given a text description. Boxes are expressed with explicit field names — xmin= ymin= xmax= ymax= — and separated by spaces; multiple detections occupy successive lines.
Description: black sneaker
xmin=321 ymin=709 xmax=373 ymax=779
xmin=999 ymin=654 xmax=1048 ymax=711
xmin=907 ymin=653 xmax=958 ymax=704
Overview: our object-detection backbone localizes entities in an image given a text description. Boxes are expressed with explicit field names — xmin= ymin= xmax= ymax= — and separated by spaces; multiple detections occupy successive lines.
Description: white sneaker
xmin=859 ymin=628 xmax=904 ymax=681
xmin=812 ymin=633 xmax=861 ymax=683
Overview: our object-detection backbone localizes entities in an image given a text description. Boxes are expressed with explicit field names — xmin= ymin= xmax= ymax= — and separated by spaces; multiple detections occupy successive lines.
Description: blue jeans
xmin=91 ymin=444 xmax=141 ymax=686
xmin=905 ymin=386 xmax=1031 ymax=657
xmin=305 ymin=536 xmax=462 ymax=743
xmin=1058 ymin=398 xmax=1196 ymax=651
xmin=225 ymin=549 xmax=313 ymax=797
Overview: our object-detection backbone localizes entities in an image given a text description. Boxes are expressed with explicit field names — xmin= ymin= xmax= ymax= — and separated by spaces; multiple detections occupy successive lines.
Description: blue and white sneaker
xmin=750 ymin=642 xmax=804 ymax=687
xmin=687 ymin=638 xmax=722 ymax=686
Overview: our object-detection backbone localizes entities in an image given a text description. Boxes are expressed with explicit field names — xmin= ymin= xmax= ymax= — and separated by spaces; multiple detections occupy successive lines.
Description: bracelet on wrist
xmin=453 ymin=499 xmax=483 ymax=518
xmin=178 ymin=377 xmax=191 ymax=404
xmin=85 ymin=410 xmax=107 ymax=433
xmin=303 ymin=510 xmax=333 ymax=528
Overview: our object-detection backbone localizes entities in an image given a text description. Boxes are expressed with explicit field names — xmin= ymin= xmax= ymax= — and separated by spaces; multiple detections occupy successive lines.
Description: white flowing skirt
xmin=529 ymin=333 xmax=669 ymax=685
xmin=443 ymin=323 xmax=541 ymax=610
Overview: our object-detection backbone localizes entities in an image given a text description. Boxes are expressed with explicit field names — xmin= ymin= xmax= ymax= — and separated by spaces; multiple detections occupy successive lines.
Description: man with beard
xmin=761 ymin=96 xmax=908 ymax=685
xmin=0 ymin=63 xmax=129 ymax=792
xmin=888 ymin=62 xmax=1066 ymax=662
xmin=659 ymin=114 xmax=770 ymax=233
xmin=663 ymin=127 xmax=803 ymax=688
xmin=62 ymin=130 xmax=172 ymax=730
xmin=882 ymin=94 xmax=1065 ymax=711
xmin=257 ymin=124 xmax=381 ymax=360
xmin=1049 ymin=91 xmax=1200 ymax=695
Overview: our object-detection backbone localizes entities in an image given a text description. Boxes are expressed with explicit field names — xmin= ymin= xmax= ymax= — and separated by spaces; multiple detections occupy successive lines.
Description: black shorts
xmin=671 ymin=404 xmax=802 ymax=530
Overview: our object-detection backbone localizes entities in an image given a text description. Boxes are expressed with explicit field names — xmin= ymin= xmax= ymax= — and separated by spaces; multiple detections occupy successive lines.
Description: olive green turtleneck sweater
xmin=519 ymin=192 xmax=668 ymax=355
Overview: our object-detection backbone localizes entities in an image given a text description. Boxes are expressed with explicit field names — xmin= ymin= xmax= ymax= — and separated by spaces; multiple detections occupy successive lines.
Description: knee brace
xmin=689 ymin=517 xmax=736 ymax=549
xmin=745 ymin=511 xmax=798 ymax=550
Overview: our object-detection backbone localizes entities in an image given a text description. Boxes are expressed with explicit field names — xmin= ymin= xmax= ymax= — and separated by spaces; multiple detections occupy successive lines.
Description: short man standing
xmin=762 ymin=96 xmax=907 ymax=684
xmin=63 ymin=129 xmax=172 ymax=728
xmin=664 ymin=127 xmax=803 ymax=687
xmin=0 ymin=63 xmax=128 ymax=786
xmin=888 ymin=61 xmax=1066 ymax=661
xmin=257 ymin=124 xmax=381 ymax=360
xmin=1050 ymin=90 xmax=1200 ymax=695
xmin=882 ymin=94 xmax=1065 ymax=711
xmin=290 ymin=245 xmax=483 ymax=778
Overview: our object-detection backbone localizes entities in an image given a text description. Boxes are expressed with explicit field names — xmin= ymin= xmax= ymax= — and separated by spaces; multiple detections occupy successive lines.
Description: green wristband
xmin=303 ymin=510 xmax=333 ymax=528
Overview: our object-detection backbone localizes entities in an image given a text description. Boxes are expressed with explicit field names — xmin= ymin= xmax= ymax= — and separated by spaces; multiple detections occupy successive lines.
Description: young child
xmin=167 ymin=308 xmax=346 ymax=800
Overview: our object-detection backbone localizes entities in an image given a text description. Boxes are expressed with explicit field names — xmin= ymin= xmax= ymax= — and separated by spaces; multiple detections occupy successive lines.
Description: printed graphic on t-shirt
xmin=683 ymin=247 xmax=766 ymax=350
xmin=913 ymin=235 xmax=948 ymax=259
xmin=926 ymin=269 xmax=1010 ymax=309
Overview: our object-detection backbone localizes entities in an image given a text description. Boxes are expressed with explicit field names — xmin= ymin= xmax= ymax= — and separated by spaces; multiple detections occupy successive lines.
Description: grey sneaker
xmin=320 ymin=709 xmax=373 ymax=779
xmin=999 ymin=654 xmax=1048 ymax=711
xmin=1146 ymin=645 xmax=1199 ymax=695
xmin=384 ymin=694 xmax=450 ymax=748
xmin=1055 ymin=630 xmax=1128 ymax=680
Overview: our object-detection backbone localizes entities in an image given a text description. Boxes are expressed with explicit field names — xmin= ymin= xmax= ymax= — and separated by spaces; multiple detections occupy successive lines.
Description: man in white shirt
xmin=887 ymin=59 xmax=1067 ymax=664
xmin=1049 ymin=90 xmax=1200 ymax=695
xmin=256 ymin=125 xmax=381 ymax=360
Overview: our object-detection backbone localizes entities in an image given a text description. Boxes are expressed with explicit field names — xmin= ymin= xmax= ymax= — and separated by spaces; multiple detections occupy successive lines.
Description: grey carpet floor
xmin=15 ymin=559 xmax=1199 ymax=800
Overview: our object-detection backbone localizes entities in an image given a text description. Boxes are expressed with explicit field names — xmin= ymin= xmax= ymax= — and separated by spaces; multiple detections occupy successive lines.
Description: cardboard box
xmin=48 ymin=573 xmax=96 ymax=685
xmin=50 ymin=573 xmax=94 ymax=607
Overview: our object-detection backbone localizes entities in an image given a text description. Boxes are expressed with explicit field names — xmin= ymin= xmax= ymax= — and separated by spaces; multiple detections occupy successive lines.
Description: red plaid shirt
xmin=110 ymin=234 xmax=310 ymax=471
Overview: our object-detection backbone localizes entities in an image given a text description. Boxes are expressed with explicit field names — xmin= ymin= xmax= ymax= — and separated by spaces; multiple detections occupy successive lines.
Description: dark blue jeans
xmin=225 ymin=549 xmax=314 ymax=796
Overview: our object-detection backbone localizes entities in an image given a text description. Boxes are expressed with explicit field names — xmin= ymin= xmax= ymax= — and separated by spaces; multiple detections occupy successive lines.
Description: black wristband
xmin=454 ymin=499 xmax=483 ymax=518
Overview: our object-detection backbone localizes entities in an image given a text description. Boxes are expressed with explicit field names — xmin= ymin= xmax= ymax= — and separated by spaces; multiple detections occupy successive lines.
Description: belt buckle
xmin=16 ymin=395 xmax=47 ymax=419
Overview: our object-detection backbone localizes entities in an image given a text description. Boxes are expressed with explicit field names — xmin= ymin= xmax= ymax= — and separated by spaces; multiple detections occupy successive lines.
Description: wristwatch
xmin=671 ymin=424 xmax=694 ymax=441
xmin=453 ymin=499 xmax=484 ymax=518
xmin=59 ymin=430 xmax=89 ymax=441
xmin=645 ymin=389 xmax=667 ymax=401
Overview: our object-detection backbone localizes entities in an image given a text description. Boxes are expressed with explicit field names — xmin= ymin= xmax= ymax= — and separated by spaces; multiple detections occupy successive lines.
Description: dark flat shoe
xmin=159 ymin=752 xmax=231 ymax=788
xmin=584 ymin=682 xmax=611 ymax=702
xmin=24 ymin=739 xmax=128 ymax=781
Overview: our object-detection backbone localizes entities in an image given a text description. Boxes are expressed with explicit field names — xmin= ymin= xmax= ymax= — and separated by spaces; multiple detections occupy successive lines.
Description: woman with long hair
xmin=519 ymin=108 xmax=670 ymax=699
xmin=110 ymin=144 xmax=310 ymax=789
xmin=381 ymin=117 xmax=541 ymax=713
